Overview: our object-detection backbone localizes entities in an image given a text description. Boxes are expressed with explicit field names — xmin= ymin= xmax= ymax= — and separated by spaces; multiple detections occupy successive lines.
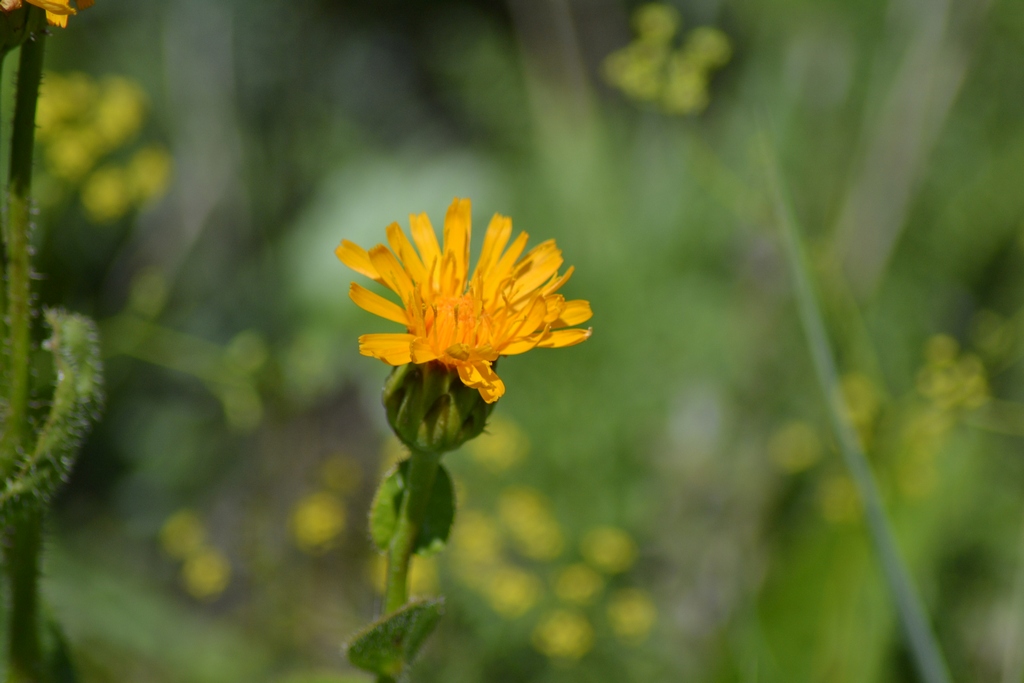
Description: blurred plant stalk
xmin=763 ymin=137 xmax=953 ymax=683
xmin=0 ymin=7 xmax=102 ymax=682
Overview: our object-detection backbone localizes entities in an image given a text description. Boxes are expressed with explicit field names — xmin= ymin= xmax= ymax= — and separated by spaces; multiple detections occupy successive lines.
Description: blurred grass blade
xmin=762 ymin=137 xmax=952 ymax=683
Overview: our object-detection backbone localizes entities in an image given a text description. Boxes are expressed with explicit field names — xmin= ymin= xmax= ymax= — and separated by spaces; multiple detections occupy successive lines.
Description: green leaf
xmin=0 ymin=310 xmax=103 ymax=524
xmin=369 ymin=461 xmax=455 ymax=556
xmin=346 ymin=598 xmax=444 ymax=677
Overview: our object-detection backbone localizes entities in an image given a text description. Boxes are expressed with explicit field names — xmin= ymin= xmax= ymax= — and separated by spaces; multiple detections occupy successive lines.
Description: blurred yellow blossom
xmin=916 ymin=335 xmax=989 ymax=412
xmin=181 ymin=547 xmax=231 ymax=600
xmin=840 ymin=373 xmax=881 ymax=437
xmin=498 ymin=487 xmax=564 ymax=560
xmin=128 ymin=146 xmax=173 ymax=203
xmin=291 ymin=492 xmax=346 ymax=555
xmin=93 ymin=77 xmax=146 ymax=147
xmin=580 ymin=526 xmax=637 ymax=574
xmin=603 ymin=3 xmax=731 ymax=115
xmin=554 ymin=564 xmax=604 ymax=605
xmin=467 ymin=415 xmax=530 ymax=472
xmin=819 ymin=474 xmax=861 ymax=523
xmin=971 ymin=310 xmax=1014 ymax=360
xmin=36 ymin=70 xmax=172 ymax=220
xmin=634 ymin=3 xmax=680 ymax=42
xmin=768 ymin=420 xmax=822 ymax=473
xmin=81 ymin=164 xmax=132 ymax=223
xmin=607 ymin=588 xmax=657 ymax=641
xmin=532 ymin=609 xmax=594 ymax=660
xmin=160 ymin=509 xmax=206 ymax=560
xmin=450 ymin=510 xmax=502 ymax=585
xmin=682 ymin=26 xmax=733 ymax=68
xmin=484 ymin=565 xmax=541 ymax=618
xmin=45 ymin=128 xmax=103 ymax=181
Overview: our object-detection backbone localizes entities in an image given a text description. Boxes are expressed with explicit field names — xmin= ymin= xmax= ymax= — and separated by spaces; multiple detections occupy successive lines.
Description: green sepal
xmin=369 ymin=460 xmax=454 ymax=556
xmin=383 ymin=362 xmax=494 ymax=453
xmin=0 ymin=310 xmax=103 ymax=524
xmin=345 ymin=598 xmax=444 ymax=677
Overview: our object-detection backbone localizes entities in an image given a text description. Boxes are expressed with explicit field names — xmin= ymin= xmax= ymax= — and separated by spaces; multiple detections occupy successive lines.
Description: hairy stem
xmin=383 ymin=449 xmax=440 ymax=614
xmin=4 ymin=22 xmax=47 ymax=683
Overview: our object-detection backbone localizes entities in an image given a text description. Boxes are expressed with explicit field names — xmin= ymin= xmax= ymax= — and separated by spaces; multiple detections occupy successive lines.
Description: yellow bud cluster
xmin=36 ymin=71 xmax=173 ymax=223
xmin=159 ymin=510 xmax=232 ymax=601
xmin=603 ymin=3 xmax=732 ymax=115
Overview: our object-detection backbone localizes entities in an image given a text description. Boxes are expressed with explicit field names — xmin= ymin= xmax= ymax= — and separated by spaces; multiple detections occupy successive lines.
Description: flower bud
xmin=383 ymin=362 xmax=495 ymax=453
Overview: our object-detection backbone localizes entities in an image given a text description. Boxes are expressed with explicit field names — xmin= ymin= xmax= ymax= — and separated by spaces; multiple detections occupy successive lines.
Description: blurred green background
xmin=23 ymin=0 xmax=1024 ymax=680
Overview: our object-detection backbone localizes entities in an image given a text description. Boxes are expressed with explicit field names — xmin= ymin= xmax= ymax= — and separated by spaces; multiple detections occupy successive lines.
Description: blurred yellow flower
xmin=768 ymin=420 xmax=822 ymax=473
xmin=916 ymin=335 xmax=989 ymax=412
xmin=819 ymin=474 xmax=861 ymax=523
xmin=603 ymin=3 xmax=731 ymax=115
xmin=81 ymin=164 xmax=131 ymax=223
xmin=93 ymin=77 xmax=146 ymax=148
xmin=554 ymin=563 xmax=604 ymax=605
xmin=484 ymin=565 xmax=541 ymax=618
xmin=580 ymin=526 xmax=637 ymax=574
xmin=450 ymin=511 xmax=502 ymax=585
xmin=498 ymin=487 xmax=564 ymax=560
xmin=291 ymin=492 xmax=346 ymax=555
xmin=129 ymin=146 xmax=173 ymax=203
xmin=181 ymin=547 xmax=230 ymax=601
xmin=337 ymin=198 xmax=592 ymax=403
xmin=532 ymin=609 xmax=594 ymax=660
xmin=467 ymin=415 xmax=530 ymax=472
xmin=607 ymin=588 xmax=657 ymax=641
xmin=160 ymin=509 xmax=206 ymax=560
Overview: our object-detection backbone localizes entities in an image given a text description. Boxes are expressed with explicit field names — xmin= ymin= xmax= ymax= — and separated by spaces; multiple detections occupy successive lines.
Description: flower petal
xmin=442 ymin=198 xmax=472 ymax=294
xmin=552 ymin=300 xmax=592 ymax=327
xmin=536 ymin=328 xmax=592 ymax=348
xmin=409 ymin=213 xmax=441 ymax=274
xmin=336 ymin=240 xmax=382 ymax=282
xmin=386 ymin=222 xmax=428 ymax=285
xmin=349 ymin=283 xmax=408 ymax=326
xmin=472 ymin=213 xmax=512 ymax=284
xmin=410 ymin=338 xmax=440 ymax=363
xmin=358 ymin=333 xmax=414 ymax=365
xmin=457 ymin=361 xmax=505 ymax=403
xmin=368 ymin=245 xmax=416 ymax=304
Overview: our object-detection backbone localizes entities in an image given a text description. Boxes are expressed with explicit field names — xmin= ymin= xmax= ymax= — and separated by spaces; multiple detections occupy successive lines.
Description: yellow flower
xmin=2 ymin=0 xmax=93 ymax=28
xmin=337 ymin=198 xmax=592 ymax=403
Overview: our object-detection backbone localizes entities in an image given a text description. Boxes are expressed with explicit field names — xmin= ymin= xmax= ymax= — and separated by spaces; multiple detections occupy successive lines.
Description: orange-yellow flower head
xmin=337 ymin=198 xmax=592 ymax=403
xmin=0 ymin=0 xmax=93 ymax=28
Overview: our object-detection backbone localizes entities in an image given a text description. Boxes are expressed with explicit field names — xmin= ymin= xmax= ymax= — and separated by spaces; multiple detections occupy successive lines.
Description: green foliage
xmin=0 ymin=309 xmax=103 ymax=525
xmin=346 ymin=598 xmax=444 ymax=678
xmin=370 ymin=461 xmax=455 ymax=557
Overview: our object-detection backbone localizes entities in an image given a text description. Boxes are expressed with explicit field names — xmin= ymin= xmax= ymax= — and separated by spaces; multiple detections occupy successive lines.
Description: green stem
xmin=762 ymin=136 xmax=953 ymax=683
xmin=4 ymin=22 xmax=47 ymax=683
xmin=382 ymin=449 xmax=440 ymax=614
xmin=4 ymin=510 xmax=42 ymax=683
xmin=2 ymin=22 xmax=44 ymax=468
